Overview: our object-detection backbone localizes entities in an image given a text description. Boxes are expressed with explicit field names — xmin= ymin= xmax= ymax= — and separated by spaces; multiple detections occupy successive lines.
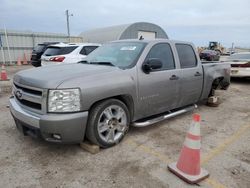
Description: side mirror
xmin=142 ymin=58 xmax=162 ymax=74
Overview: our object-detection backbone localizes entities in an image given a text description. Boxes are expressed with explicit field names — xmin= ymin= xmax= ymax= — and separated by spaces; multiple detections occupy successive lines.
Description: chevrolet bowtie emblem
xmin=15 ymin=89 xmax=23 ymax=100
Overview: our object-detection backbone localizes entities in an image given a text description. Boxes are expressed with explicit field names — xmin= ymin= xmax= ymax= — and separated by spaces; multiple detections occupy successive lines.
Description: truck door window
xmin=146 ymin=43 xmax=175 ymax=71
xmin=175 ymin=44 xmax=197 ymax=68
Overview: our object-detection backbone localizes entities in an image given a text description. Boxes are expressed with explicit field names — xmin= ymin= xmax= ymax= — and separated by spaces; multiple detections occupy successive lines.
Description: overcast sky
xmin=1 ymin=0 xmax=250 ymax=47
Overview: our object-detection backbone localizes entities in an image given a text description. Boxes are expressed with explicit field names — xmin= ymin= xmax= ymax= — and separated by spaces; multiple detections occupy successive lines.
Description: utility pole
xmin=0 ymin=34 xmax=6 ymax=65
xmin=65 ymin=10 xmax=73 ymax=42
xmin=230 ymin=42 xmax=234 ymax=55
xmin=4 ymin=26 xmax=12 ymax=64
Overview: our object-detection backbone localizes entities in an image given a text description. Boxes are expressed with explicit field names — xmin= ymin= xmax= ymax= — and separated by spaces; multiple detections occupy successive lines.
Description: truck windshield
xmin=83 ymin=42 xmax=146 ymax=69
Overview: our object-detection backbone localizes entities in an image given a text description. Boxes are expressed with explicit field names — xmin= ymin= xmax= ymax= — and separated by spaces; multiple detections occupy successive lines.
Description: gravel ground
xmin=0 ymin=65 xmax=249 ymax=188
xmin=0 ymin=65 xmax=33 ymax=93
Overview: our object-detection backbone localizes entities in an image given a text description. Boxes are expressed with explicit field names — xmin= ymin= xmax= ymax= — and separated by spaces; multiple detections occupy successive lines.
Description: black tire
xmin=209 ymin=88 xmax=215 ymax=97
xmin=86 ymin=99 xmax=130 ymax=148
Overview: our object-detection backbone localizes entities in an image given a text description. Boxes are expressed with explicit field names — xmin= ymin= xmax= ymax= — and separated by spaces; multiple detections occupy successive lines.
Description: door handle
xmin=194 ymin=72 xmax=202 ymax=76
xmin=169 ymin=75 xmax=179 ymax=80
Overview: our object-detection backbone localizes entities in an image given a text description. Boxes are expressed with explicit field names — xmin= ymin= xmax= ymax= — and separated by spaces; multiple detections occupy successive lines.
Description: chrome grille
xmin=13 ymin=83 xmax=44 ymax=112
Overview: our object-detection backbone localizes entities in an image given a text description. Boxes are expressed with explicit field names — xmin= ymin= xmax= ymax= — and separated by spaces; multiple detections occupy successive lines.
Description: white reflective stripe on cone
xmin=184 ymin=137 xmax=201 ymax=150
xmin=189 ymin=122 xmax=200 ymax=136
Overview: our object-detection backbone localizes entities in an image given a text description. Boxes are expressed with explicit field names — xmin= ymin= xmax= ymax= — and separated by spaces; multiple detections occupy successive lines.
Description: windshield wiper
xmin=89 ymin=61 xmax=115 ymax=66
xmin=78 ymin=61 xmax=115 ymax=67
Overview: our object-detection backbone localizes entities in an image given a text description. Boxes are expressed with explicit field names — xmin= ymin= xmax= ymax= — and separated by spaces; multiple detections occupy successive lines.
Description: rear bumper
xmin=9 ymin=97 xmax=88 ymax=143
xmin=41 ymin=60 xmax=59 ymax=66
xmin=231 ymin=68 xmax=250 ymax=77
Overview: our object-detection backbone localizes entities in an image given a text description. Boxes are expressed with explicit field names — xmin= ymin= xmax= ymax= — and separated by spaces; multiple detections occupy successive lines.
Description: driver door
xmin=137 ymin=43 xmax=181 ymax=118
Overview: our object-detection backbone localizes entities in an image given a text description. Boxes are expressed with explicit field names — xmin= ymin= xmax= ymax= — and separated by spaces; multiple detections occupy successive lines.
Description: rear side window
xmin=43 ymin=46 xmax=77 ymax=56
xmin=176 ymin=44 xmax=197 ymax=68
xmin=145 ymin=43 xmax=175 ymax=70
xmin=80 ymin=46 xmax=99 ymax=55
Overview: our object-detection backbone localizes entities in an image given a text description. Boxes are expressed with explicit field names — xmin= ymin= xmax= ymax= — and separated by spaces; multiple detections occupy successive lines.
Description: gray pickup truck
xmin=9 ymin=39 xmax=230 ymax=148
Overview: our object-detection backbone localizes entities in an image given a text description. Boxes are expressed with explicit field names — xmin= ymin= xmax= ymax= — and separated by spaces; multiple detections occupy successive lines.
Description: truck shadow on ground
xmin=230 ymin=77 xmax=250 ymax=85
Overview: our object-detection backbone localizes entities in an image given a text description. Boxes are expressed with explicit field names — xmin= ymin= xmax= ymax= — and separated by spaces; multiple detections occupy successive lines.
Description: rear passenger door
xmin=175 ymin=43 xmax=203 ymax=107
xmin=138 ymin=43 xmax=181 ymax=117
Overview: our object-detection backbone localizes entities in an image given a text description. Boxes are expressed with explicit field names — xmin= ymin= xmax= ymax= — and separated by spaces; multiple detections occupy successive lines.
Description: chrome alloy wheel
xmin=97 ymin=105 xmax=128 ymax=143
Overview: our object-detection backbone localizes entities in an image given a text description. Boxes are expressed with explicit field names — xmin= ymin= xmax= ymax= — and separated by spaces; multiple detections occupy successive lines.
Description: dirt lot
xmin=0 ymin=65 xmax=249 ymax=188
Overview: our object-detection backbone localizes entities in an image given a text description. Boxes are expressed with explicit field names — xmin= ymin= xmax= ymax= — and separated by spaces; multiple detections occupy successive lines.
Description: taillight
xmin=240 ymin=62 xmax=250 ymax=67
xmin=231 ymin=62 xmax=250 ymax=68
xmin=49 ymin=56 xmax=65 ymax=62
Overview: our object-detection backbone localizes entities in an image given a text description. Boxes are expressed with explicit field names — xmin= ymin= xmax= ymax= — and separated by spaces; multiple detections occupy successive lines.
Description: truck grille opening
xmin=13 ymin=83 xmax=43 ymax=111
xmin=14 ymin=83 xmax=42 ymax=96
xmin=15 ymin=98 xmax=42 ymax=110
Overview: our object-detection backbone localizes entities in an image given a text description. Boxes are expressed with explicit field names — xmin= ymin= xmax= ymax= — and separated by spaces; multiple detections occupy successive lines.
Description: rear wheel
xmin=209 ymin=88 xmax=215 ymax=97
xmin=86 ymin=99 xmax=130 ymax=148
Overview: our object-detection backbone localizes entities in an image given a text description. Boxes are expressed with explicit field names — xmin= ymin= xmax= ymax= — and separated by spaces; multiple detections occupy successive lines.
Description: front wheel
xmin=86 ymin=99 xmax=130 ymax=148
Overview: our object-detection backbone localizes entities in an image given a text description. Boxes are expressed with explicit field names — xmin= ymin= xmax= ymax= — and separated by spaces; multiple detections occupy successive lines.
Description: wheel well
xmin=209 ymin=77 xmax=224 ymax=96
xmin=212 ymin=77 xmax=224 ymax=89
xmin=89 ymin=95 xmax=134 ymax=121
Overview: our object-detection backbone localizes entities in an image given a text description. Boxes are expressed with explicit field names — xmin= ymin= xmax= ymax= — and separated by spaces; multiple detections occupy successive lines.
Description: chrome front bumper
xmin=9 ymin=97 xmax=89 ymax=143
xmin=9 ymin=97 xmax=40 ymax=128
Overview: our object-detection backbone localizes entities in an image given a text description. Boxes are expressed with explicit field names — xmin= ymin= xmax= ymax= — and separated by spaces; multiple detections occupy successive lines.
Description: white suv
xmin=41 ymin=43 xmax=100 ymax=66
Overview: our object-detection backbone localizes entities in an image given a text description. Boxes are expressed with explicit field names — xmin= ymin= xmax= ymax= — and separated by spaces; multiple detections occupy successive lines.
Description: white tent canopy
xmin=80 ymin=22 xmax=168 ymax=43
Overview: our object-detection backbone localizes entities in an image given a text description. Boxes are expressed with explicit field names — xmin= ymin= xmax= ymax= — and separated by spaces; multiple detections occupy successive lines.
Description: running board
xmin=132 ymin=104 xmax=197 ymax=127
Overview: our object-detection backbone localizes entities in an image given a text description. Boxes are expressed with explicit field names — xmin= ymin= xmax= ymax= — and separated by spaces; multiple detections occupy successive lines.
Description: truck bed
xmin=201 ymin=62 xmax=231 ymax=100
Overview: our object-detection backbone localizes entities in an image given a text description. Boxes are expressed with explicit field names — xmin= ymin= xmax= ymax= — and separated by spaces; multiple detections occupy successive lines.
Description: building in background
xmin=0 ymin=29 xmax=83 ymax=64
xmin=80 ymin=22 xmax=168 ymax=43
xmin=0 ymin=22 xmax=169 ymax=64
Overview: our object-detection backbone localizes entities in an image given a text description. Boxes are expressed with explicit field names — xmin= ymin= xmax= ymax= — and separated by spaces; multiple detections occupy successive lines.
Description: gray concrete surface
xmin=0 ymin=65 xmax=250 ymax=188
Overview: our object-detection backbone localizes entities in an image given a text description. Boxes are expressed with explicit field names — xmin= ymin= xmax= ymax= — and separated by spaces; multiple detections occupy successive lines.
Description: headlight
xmin=48 ymin=89 xmax=81 ymax=112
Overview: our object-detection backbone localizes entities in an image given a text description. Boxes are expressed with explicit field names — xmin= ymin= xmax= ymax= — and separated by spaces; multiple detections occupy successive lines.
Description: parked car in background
xmin=41 ymin=43 xmax=100 ymax=66
xmin=31 ymin=42 xmax=60 ymax=67
xmin=10 ymin=39 xmax=230 ymax=148
xmin=227 ymin=52 xmax=250 ymax=77
xmin=199 ymin=50 xmax=220 ymax=61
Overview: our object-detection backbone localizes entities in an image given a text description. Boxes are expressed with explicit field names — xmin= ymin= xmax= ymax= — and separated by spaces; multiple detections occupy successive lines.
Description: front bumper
xmin=9 ymin=97 xmax=88 ymax=143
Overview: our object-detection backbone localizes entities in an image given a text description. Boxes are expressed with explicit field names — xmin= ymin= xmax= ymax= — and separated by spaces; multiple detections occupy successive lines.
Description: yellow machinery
xmin=208 ymin=41 xmax=225 ymax=55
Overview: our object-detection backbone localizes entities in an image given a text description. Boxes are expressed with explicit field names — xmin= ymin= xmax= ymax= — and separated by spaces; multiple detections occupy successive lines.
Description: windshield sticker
xmin=120 ymin=46 xmax=137 ymax=51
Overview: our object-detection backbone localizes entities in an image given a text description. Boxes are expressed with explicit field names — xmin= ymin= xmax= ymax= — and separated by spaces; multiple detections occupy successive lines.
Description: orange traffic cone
xmin=0 ymin=64 xmax=9 ymax=81
xmin=168 ymin=114 xmax=209 ymax=184
xmin=23 ymin=53 xmax=28 ymax=65
xmin=17 ymin=57 xmax=22 ymax=66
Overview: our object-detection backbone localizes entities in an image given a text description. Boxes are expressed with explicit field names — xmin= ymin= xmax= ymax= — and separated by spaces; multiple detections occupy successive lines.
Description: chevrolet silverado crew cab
xmin=9 ymin=39 xmax=230 ymax=148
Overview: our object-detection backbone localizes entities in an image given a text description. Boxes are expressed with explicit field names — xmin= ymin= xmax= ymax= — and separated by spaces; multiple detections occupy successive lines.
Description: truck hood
xmin=13 ymin=63 xmax=120 ymax=89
